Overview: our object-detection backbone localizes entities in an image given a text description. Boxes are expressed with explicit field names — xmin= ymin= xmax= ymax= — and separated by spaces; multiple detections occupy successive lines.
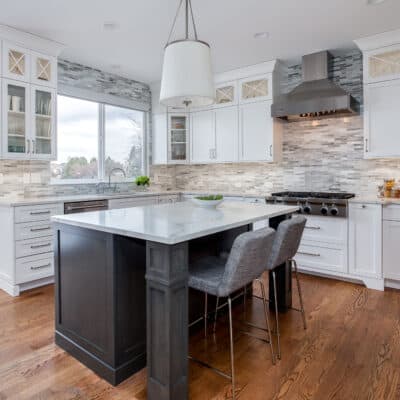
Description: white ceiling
xmin=0 ymin=0 xmax=400 ymax=84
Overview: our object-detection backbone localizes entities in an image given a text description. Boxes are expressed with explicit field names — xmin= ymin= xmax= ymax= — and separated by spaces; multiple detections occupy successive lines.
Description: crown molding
xmin=355 ymin=28 xmax=400 ymax=52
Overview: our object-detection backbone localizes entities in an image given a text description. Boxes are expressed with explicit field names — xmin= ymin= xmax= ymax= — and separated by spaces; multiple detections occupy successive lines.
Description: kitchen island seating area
xmin=52 ymin=201 xmax=299 ymax=400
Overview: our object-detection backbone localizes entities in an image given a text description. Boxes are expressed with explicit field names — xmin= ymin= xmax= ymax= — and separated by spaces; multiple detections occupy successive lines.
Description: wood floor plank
xmin=0 ymin=275 xmax=399 ymax=400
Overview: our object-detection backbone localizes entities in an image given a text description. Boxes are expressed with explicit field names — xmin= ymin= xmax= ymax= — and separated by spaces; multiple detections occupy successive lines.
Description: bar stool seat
xmin=188 ymin=228 xmax=276 ymax=400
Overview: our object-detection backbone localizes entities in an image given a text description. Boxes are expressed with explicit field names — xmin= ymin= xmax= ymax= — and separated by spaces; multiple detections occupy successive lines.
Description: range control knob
xmin=303 ymin=204 xmax=312 ymax=214
xmin=330 ymin=206 xmax=339 ymax=216
xmin=296 ymin=202 xmax=303 ymax=213
xmin=320 ymin=205 xmax=329 ymax=215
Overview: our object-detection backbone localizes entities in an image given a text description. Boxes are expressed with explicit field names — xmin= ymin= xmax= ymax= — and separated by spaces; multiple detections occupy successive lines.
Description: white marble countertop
xmin=52 ymin=201 xmax=299 ymax=245
xmin=349 ymin=196 xmax=400 ymax=205
xmin=0 ymin=190 xmax=181 ymax=207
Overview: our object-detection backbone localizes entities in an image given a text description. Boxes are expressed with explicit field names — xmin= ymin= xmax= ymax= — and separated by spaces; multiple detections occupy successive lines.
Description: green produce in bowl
xmin=195 ymin=195 xmax=223 ymax=201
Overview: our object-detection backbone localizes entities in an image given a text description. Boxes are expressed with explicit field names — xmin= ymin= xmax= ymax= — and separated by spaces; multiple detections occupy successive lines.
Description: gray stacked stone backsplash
xmin=150 ymin=51 xmax=400 ymax=196
xmin=0 ymin=60 xmax=151 ymax=198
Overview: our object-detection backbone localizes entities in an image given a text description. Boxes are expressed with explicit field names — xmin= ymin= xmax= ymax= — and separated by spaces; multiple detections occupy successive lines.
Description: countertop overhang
xmin=52 ymin=201 xmax=299 ymax=245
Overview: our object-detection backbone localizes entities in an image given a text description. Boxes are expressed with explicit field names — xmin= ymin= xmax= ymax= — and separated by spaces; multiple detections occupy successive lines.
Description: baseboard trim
xmin=55 ymin=331 xmax=146 ymax=386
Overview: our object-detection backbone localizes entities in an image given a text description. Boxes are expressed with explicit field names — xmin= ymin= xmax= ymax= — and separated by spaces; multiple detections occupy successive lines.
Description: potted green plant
xmin=135 ymin=175 xmax=150 ymax=190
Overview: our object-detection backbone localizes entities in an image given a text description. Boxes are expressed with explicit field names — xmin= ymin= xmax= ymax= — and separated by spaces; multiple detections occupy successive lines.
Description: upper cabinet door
xmin=31 ymin=51 xmax=57 ymax=88
xmin=30 ymin=85 xmax=56 ymax=160
xmin=2 ymin=42 xmax=31 ymax=82
xmin=214 ymin=81 xmax=238 ymax=108
xmin=168 ymin=113 xmax=189 ymax=164
xmin=239 ymin=100 xmax=273 ymax=162
xmin=190 ymin=110 xmax=216 ymax=163
xmin=239 ymin=74 xmax=272 ymax=104
xmin=2 ymin=79 xmax=30 ymax=159
xmin=365 ymin=44 xmax=400 ymax=84
xmin=364 ymin=79 xmax=400 ymax=158
xmin=152 ymin=114 xmax=168 ymax=165
xmin=215 ymin=107 xmax=238 ymax=163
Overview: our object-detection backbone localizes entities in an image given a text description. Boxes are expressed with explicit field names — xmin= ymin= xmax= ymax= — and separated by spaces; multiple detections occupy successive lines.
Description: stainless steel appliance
xmin=266 ymin=191 xmax=355 ymax=217
xmin=271 ymin=51 xmax=360 ymax=121
xmin=64 ymin=199 xmax=108 ymax=214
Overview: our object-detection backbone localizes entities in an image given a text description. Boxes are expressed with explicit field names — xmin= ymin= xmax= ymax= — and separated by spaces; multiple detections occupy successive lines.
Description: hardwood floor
xmin=1 ymin=273 xmax=400 ymax=399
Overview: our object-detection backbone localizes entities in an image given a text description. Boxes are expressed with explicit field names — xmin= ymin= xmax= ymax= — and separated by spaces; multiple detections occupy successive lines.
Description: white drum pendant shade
xmin=160 ymin=40 xmax=215 ymax=107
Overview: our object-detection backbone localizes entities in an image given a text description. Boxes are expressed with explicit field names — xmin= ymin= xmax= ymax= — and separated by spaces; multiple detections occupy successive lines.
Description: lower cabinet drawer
xmin=15 ymin=220 xmax=53 ymax=241
xmin=15 ymin=203 xmax=62 ymax=223
xmin=15 ymin=253 xmax=54 ymax=284
xmin=15 ymin=236 xmax=53 ymax=259
xmin=296 ymin=242 xmax=347 ymax=273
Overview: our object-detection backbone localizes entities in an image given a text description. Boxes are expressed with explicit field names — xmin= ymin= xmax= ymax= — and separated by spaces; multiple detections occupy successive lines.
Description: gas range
xmin=266 ymin=191 xmax=355 ymax=217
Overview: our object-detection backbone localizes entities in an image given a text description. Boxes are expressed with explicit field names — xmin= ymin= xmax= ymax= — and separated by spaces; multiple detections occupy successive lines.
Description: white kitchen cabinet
xmin=30 ymin=51 xmax=57 ymax=88
xmin=383 ymin=205 xmax=400 ymax=281
xmin=239 ymin=74 xmax=272 ymax=104
xmin=239 ymin=100 xmax=281 ymax=162
xmin=168 ymin=113 xmax=189 ymax=164
xmin=349 ymin=203 xmax=382 ymax=279
xmin=2 ymin=42 xmax=31 ymax=82
xmin=215 ymin=107 xmax=239 ymax=162
xmin=108 ymin=196 xmax=159 ymax=209
xmin=364 ymin=79 xmax=400 ymax=158
xmin=2 ymin=79 xmax=30 ymax=158
xmin=152 ymin=113 xmax=168 ymax=165
xmin=190 ymin=110 xmax=216 ymax=163
xmin=214 ymin=81 xmax=238 ymax=108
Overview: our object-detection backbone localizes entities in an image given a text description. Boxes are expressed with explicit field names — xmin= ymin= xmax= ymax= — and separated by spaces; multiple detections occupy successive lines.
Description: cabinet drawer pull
xmin=30 ymin=210 xmax=51 ymax=215
xmin=30 ymin=243 xmax=51 ymax=249
xmin=30 ymin=227 xmax=51 ymax=232
xmin=298 ymin=251 xmax=321 ymax=257
xmin=305 ymin=225 xmax=321 ymax=230
xmin=30 ymin=263 xmax=51 ymax=270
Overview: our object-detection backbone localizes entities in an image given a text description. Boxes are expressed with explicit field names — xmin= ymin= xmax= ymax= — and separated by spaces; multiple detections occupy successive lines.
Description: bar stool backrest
xmin=266 ymin=215 xmax=306 ymax=270
xmin=217 ymin=228 xmax=275 ymax=297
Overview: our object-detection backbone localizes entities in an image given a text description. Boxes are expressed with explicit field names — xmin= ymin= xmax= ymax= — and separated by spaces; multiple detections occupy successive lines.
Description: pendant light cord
xmin=166 ymin=0 xmax=198 ymax=44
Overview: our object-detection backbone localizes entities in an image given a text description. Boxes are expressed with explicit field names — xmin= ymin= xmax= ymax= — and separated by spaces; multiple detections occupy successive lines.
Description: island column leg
xmin=146 ymin=241 xmax=189 ymax=400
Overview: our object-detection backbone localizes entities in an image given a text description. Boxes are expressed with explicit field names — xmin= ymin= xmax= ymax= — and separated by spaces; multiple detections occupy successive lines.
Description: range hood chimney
xmin=271 ymin=51 xmax=360 ymax=121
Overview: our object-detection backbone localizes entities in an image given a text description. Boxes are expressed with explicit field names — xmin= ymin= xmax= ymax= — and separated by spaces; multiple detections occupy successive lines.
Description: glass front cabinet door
xmin=31 ymin=86 xmax=56 ymax=159
xmin=214 ymin=81 xmax=238 ymax=108
xmin=168 ymin=114 xmax=189 ymax=163
xmin=239 ymin=74 xmax=272 ymax=104
xmin=31 ymin=52 xmax=57 ymax=88
xmin=2 ymin=42 xmax=31 ymax=82
xmin=2 ymin=79 xmax=30 ymax=158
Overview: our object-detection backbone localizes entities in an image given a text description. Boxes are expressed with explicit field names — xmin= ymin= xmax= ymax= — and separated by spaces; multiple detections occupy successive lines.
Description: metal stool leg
xmin=255 ymin=278 xmax=275 ymax=365
xmin=272 ymin=270 xmax=281 ymax=360
xmin=292 ymin=259 xmax=307 ymax=330
xmin=213 ymin=296 xmax=219 ymax=333
xmin=204 ymin=293 xmax=208 ymax=337
xmin=228 ymin=297 xmax=236 ymax=400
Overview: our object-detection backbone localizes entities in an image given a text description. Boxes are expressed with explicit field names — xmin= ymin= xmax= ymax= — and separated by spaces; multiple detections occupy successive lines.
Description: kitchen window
xmin=51 ymin=95 xmax=146 ymax=182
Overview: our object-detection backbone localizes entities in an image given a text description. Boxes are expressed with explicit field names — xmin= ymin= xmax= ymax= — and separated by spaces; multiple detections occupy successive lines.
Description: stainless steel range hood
xmin=271 ymin=51 xmax=360 ymax=121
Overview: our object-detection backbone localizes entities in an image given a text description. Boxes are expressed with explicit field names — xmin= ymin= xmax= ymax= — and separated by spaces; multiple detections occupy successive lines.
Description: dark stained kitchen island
xmin=52 ymin=201 xmax=298 ymax=400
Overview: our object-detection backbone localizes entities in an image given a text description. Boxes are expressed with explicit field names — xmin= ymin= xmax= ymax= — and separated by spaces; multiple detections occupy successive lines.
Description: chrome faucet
xmin=108 ymin=168 xmax=126 ymax=192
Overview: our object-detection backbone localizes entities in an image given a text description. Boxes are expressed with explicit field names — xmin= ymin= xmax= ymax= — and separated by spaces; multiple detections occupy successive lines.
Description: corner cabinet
xmin=348 ymin=203 xmax=383 ymax=281
xmin=0 ymin=30 xmax=62 ymax=161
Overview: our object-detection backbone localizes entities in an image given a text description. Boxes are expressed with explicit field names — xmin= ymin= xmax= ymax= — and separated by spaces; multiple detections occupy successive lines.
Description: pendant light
xmin=160 ymin=0 xmax=215 ymax=108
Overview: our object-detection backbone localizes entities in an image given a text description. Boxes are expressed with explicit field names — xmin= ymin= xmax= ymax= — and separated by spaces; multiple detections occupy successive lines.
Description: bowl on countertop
xmin=190 ymin=195 xmax=224 ymax=208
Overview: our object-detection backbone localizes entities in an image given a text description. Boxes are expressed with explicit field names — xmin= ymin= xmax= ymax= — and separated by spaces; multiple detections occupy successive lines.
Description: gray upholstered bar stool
xmin=188 ymin=228 xmax=276 ymax=400
xmin=266 ymin=215 xmax=307 ymax=360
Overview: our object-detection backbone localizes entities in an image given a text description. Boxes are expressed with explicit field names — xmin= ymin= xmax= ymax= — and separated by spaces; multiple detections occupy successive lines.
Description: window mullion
xmin=99 ymin=103 xmax=105 ymax=180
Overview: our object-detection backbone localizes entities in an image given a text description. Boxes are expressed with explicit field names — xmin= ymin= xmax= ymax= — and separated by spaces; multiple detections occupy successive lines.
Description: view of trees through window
xmin=51 ymin=95 xmax=145 ymax=181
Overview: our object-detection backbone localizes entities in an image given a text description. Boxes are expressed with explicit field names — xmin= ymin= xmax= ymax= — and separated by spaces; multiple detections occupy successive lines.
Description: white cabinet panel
xmin=239 ymin=74 xmax=272 ymax=104
xmin=15 ymin=202 xmax=62 ymax=223
xmin=383 ymin=204 xmax=400 ymax=221
xmin=214 ymin=81 xmax=238 ymax=108
xmin=383 ymin=220 xmax=400 ymax=280
xmin=30 ymin=51 xmax=57 ymax=88
xmin=15 ymin=252 xmax=54 ymax=284
xmin=364 ymin=79 xmax=400 ymax=158
xmin=15 ymin=236 xmax=54 ymax=258
xmin=2 ymin=42 xmax=31 ymax=82
xmin=215 ymin=107 xmax=238 ymax=162
xmin=349 ymin=203 xmax=382 ymax=278
xmin=108 ymin=196 xmax=158 ymax=209
xmin=190 ymin=110 xmax=215 ymax=163
xmin=152 ymin=114 xmax=168 ymax=165
xmin=239 ymin=100 xmax=273 ymax=162
xmin=302 ymin=215 xmax=347 ymax=244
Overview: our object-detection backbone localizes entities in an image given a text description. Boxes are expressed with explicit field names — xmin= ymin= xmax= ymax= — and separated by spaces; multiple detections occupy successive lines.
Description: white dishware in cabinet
xmin=2 ymin=79 xmax=30 ymax=158
xmin=364 ymin=79 xmax=400 ymax=158
xmin=348 ymin=203 xmax=382 ymax=278
xmin=2 ymin=41 xmax=31 ymax=82
xmin=30 ymin=85 xmax=56 ymax=159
